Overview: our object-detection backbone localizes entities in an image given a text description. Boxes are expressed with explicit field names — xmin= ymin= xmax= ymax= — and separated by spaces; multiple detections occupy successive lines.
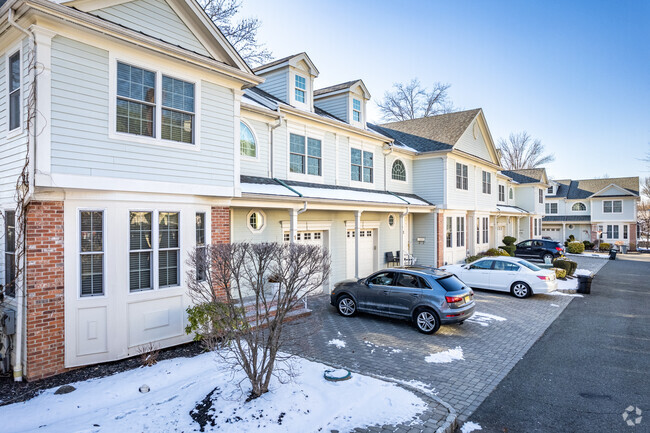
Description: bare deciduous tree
xmin=498 ymin=131 xmax=555 ymax=170
xmin=186 ymin=242 xmax=330 ymax=399
xmin=638 ymin=177 xmax=650 ymax=249
xmin=199 ymin=0 xmax=272 ymax=66
xmin=377 ymin=79 xmax=455 ymax=122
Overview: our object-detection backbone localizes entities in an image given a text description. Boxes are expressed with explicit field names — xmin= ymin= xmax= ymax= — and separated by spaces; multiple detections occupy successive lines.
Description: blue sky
xmin=240 ymin=0 xmax=650 ymax=181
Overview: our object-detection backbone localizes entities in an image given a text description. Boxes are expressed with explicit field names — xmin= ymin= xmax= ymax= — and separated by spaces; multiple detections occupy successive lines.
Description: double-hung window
xmin=482 ymin=171 xmax=491 ymax=194
xmin=8 ymin=52 xmax=21 ymax=131
xmin=476 ymin=218 xmax=481 ymax=244
xmin=456 ymin=216 xmax=465 ymax=247
xmin=290 ymin=133 xmax=321 ymax=176
xmin=446 ymin=217 xmax=452 ymax=248
xmin=4 ymin=211 xmax=15 ymax=297
xmin=482 ymin=217 xmax=489 ymax=244
xmin=603 ymin=200 xmax=622 ymax=213
xmin=538 ymin=189 xmax=543 ymax=204
xmin=158 ymin=212 xmax=180 ymax=288
xmin=351 ymin=148 xmax=373 ymax=183
xmin=545 ymin=203 xmax=558 ymax=214
xmin=352 ymin=99 xmax=361 ymax=122
xmin=624 ymin=225 xmax=628 ymax=240
xmin=498 ymin=185 xmax=505 ymax=202
xmin=295 ymin=75 xmax=306 ymax=103
xmin=195 ymin=212 xmax=206 ymax=281
xmin=161 ymin=76 xmax=195 ymax=144
xmin=129 ymin=211 xmax=153 ymax=291
xmin=456 ymin=163 xmax=468 ymax=190
xmin=80 ymin=211 xmax=104 ymax=297
xmin=116 ymin=62 xmax=195 ymax=144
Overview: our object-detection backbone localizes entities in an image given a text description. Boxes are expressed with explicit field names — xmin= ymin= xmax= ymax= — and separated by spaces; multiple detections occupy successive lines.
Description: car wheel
xmin=337 ymin=295 xmax=357 ymax=317
xmin=542 ymin=253 xmax=553 ymax=262
xmin=413 ymin=308 xmax=440 ymax=334
xmin=511 ymin=282 xmax=531 ymax=298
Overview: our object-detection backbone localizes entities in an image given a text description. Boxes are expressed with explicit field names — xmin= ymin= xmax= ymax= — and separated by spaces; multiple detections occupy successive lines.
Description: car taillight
xmin=537 ymin=276 xmax=550 ymax=281
xmin=446 ymin=296 xmax=464 ymax=303
xmin=555 ymin=247 xmax=563 ymax=252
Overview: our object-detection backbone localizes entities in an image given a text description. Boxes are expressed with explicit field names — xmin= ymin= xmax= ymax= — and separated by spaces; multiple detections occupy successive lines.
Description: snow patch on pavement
xmin=425 ymin=346 xmax=464 ymax=364
xmin=0 ymin=352 xmax=426 ymax=433
xmin=328 ymin=339 xmax=346 ymax=349
xmin=549 ymin=291 xmax=584 ymax=298
xmin=466 ymin=312 xmax=507 ymax=327
xmin=461 ymin=421 xmax=482 ymax=432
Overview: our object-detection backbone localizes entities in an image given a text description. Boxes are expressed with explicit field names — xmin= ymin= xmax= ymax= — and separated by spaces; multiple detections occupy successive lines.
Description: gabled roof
xmin=549 ymin=177 xmax=639 ymax=200
xmin=252 ymin=52 xmax=319 ymax=77
xmin=378 ymin=109 xmax=481 ymax=153
xmin=500 ymin=168 xmax=548 ymax=185
xmin=368 ymin=123 xmax=450 ymax=153
xmin=314 ymin=79 xmax=370 ymax=99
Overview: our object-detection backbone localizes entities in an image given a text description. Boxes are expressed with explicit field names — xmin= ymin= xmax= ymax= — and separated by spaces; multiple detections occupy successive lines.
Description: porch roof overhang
xmin=236 ymin=176 xmax=434 ymax=212
xmin=542 ymin=215 xmax=591 ymax=223
xmin=495 ymin=204 xmax=530 ymax=215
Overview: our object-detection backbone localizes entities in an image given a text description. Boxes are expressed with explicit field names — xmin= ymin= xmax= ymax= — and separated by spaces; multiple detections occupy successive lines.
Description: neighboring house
xmin=373 ymin=113 xmax=547 ymax=265
xmin=543 ymin=177 xmax=640 ymax=248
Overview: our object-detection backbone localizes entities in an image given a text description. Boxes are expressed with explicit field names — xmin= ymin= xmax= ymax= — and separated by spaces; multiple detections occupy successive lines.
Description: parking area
xmin=284 ymin=255 xmax=608 ymax=429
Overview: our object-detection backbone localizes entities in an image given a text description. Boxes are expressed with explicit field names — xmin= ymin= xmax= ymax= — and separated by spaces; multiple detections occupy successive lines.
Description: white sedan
xmin=441 ymin=256 xmax=557 ymax=298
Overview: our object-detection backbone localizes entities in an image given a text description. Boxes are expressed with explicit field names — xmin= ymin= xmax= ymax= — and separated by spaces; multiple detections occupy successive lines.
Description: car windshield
xmin=437 ymin=275 xmax=467 ymax=292
xmin=518 ymin=261 xmax=542 ymax=272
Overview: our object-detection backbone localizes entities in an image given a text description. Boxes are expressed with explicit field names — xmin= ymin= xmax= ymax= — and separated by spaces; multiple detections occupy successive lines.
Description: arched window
xmin=240 ymin=121 xmax=256 ymax=157
xmin=572 ymin=202 xmax=586 ymax=212
xmin=391 ymin=160 xmax=406 ymax=181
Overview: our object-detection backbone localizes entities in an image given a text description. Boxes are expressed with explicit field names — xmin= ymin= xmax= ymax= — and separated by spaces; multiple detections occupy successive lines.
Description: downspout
xmin=269 ymin=107 xmax=283 ymax=178
xmin=8 ymin=8 xmax=35 ymax=382
xmin=382 ymin=144 xmax=393 ymax=191
xmin=297 ymin=201 xmax=308 ymax=215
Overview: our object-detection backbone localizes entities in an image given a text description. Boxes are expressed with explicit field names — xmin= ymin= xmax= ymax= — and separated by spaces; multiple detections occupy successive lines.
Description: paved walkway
xmin=465 ymin=254 xmax=650 ymax=432
xmin=285 ymin=287 xmax=576 ymax=431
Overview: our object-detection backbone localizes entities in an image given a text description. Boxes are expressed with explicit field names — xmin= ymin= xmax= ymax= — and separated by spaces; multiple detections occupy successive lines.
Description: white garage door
xmin=542 ymin=227 xmax=561 ymax=241
xmin=346 ymin=229 xmax=375 ymax=279
xmin=284 ymin=231 xmax=327 ymax=294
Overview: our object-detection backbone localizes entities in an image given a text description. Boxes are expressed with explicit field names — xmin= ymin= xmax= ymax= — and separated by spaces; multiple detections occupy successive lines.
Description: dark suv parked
xmin=514 ymin=239 xmax=565 ymax=262
xmin=330 ymin=267 xmax=475 ymax=334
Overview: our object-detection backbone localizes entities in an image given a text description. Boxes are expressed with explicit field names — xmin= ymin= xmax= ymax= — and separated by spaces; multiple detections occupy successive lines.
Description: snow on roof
xmin=496 ymin=205 xmax=529 ymax=214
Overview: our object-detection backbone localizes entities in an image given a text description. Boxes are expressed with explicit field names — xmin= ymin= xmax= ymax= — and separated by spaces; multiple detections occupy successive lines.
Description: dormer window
xmin=352 ymin=99 xmax=361 ymax=122
xmin=547 ymin=185 xmax=554 ymax=194
xmin=295 ymin=75 xmax=306 ymax=103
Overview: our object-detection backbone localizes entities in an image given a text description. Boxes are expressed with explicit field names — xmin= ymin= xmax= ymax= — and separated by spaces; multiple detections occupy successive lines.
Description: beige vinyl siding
xmin=412 ymin=157 xmax=445 ymax=205
xmin=314 ymin=94 xmax=348 ymax=122
xmin=0 ymin=38 xmax=29 ymax=205
xmin=240 ymin=117 xmax=269 ymax=177
xmin=454 ymin=121 xmax=492 ymax=162
xmin=257 ymin=70 xmax=288 ymax=103
xmin=92 ymin=0 xmax=211 ymax=57
xmin=50 ymin=36 xmax=235 ymax=188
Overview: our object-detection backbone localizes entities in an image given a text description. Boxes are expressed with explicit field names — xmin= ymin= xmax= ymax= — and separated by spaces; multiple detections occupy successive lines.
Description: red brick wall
xmin=436 ymin=213 xmax=444 ymax=268
xmin=591 ymin=224 xmax=598 ymax=243
xmin=25 ymin=201 xmax=65 ymax=380
xmin=630 ymin=223 xmax=637 ymax=250
xmin=211 ymin=206 xmax=230 ymax=244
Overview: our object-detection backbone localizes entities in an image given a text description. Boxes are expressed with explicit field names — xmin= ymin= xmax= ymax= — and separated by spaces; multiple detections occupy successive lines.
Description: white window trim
xmin=498 ymin=184 xmax=505 ymax=202
xmin=350 ymin=146 xmax=375 ymax=187
xmin=127 ymin=209 xmax=183 ymax=295
xmin=390 ymin=158 xmax=408 ymax=183
xmin=291 ymin=71 xmax=309 ymax=109
xmin=388 ymin=214 xmax=396 ymax=229
xmin=603 ymin=200 xmax=623 ymax=213
xmin=481 ymin=171 xmax=492 ymax=194
xmin=287 ymin=127 xmax=324 ymax=181
xmin=351 ymin=97 xmax=362 ymax=124
xmin=571 ymin=202 xmax=587 ymax=212
xmin=239 ymin=119 xmax=259 ymax=161
xmin=77 ymin=208 xmax=107 ymax=300
xmin=108 ymin=53 xmax=202 ymax=151
xmin=247 ymin=209 xmax=266 ymax=233
xmin=5 ymin=42 xmax=24 ymax=138
xmin=455 ymin=163 xmax=468 ymax=191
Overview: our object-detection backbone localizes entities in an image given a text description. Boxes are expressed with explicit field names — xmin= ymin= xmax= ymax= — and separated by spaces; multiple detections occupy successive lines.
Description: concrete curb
xmin=299 ymin=354 xmax=457 ymax=433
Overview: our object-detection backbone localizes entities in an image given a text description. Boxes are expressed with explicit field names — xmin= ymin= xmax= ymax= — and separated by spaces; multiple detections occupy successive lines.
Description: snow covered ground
xmin=425 ymin=346 xmax=465 ymax=364
xmin=1 ymin=352 xmax=426 ymax=433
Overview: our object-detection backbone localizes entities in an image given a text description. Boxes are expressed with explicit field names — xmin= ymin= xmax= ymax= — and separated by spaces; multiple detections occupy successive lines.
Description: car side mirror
xmin=364 ymin=279 xmax=370 ymax=286
xmin=464 ymin=264 xmax=471 ymax=270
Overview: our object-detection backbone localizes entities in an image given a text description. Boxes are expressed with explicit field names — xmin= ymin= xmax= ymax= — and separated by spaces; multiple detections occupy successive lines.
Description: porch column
xmin=289 ymin=208 xmax=298 ymax=244
xmin=494 ymin=216 xmax=499 ymax=248
xmin=562 ymin=222 xmax=566 ymax=242
xmin=355 ymin=210 xmax=362 ymax=278
xmin=517 ymin=217 xmax=520 ymax=240
xmin=399 ymin=212 xmax=406 ymax=267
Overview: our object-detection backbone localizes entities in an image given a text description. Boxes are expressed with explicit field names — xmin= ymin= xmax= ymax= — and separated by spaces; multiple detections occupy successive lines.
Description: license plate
xmin=464 ymin=296 xmax=470 ymax=303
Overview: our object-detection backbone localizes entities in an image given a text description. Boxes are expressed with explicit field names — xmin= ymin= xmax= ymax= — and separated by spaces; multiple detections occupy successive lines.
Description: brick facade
xmin=25 ymin=201 xmax=66 ymax=380
xmin=630 ymin=223 xmax=637 ymax=250
xmin=436 ymin=213 xmax=444 ymax=268
xmin=211 ymin=206 xmax=230 ymax=244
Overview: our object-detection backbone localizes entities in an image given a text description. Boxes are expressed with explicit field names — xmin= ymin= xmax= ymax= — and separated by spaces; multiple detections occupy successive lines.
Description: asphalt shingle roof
xmin=500 ymin=169 xmax=547 ymax=184
xmin=251 ymin=53 xmax=304 ymax=72
xmin=374 ymin=109 xmax=481 ymax=153
xmin=314 ymin=80 xmax=359 ymax=97
xmin=550 ymin=177 xmax=639 ymax=199
xmin=368 ymin=123 xmax=451 ymax=153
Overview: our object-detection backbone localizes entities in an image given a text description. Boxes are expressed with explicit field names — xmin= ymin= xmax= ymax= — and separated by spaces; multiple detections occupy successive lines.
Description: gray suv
xmin=330 ymin=267 xmax=475 ymax=334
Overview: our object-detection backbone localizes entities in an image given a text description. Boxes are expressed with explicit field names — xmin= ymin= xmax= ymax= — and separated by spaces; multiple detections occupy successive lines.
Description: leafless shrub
xmin=138 ymin=342 xmax=160 ymax=367
xmin=186 ymin=242 xmax=330 ymax=399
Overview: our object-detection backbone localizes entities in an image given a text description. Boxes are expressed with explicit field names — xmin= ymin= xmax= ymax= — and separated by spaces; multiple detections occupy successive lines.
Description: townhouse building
xmin=0 ymin=0 xmax=552 ymax=381
xmin=542 ymin=177 xmax=639 ymax=248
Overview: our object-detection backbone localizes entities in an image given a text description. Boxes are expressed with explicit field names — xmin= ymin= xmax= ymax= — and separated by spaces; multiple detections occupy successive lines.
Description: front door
xmin=361 ymin=271 xmax=395 ymax=313
xmin=388 ymin=272 xmax=423 ymax=317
